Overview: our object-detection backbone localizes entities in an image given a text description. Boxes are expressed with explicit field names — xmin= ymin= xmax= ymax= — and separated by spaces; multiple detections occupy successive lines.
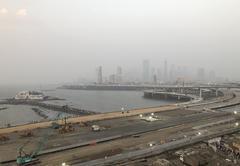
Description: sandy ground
xmin=0 ymin=105 xmax=177 ymax=134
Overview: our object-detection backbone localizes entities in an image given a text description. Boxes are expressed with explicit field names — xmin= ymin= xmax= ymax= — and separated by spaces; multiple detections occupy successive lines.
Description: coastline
xmin=0 ymin=89 xmax=180 ymax=128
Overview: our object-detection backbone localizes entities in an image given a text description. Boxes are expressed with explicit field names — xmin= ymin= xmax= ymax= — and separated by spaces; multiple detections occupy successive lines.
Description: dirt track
xmin=0 ymin=105 xmax=177 ymax=134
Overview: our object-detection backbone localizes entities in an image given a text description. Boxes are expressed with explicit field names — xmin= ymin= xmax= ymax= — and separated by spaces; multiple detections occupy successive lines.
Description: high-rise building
xmin=153 ymin=74 xmax=157 ymax=85
xmin=157 ymin=68 xmax=162 ymax=83
xmin=109 ymin=74 xmax=116 ymax=84
xmin=169 ymin=64 xmax=176 ymax=82
xmin=208 ymin=70 xmax=216 ymax=82
xmin=151 ymin=67 xmax=156 ymax=83
xmin=164 ymin=60 xmax=168 ymax=82
xmin=142 ymin=60 xmax=150 ymax=83
xmin=197 ymin=68 xmax=205 ymax=81
xmin=116 ymin=66 xmax=122 ymax=84
xmin=97 ymin=66 xmax=103 ymax=84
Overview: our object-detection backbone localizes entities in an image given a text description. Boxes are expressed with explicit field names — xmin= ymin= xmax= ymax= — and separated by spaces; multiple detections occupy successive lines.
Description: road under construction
xmin=1 ymin=87 xmax=240 ymax=166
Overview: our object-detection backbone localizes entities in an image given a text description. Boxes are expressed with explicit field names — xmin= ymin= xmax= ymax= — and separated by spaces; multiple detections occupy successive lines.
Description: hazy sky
xmin=0 ymin=0 xmax=240 ymax=85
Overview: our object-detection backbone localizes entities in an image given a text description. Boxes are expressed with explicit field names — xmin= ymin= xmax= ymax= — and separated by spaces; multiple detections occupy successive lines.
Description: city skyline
xmin=91 ymin=59 xmax=222 ymax=85
xmin=1 ymin=1 xmax=240 ymax=165
xmin=1 ymin=0 xmax=240 ymax=85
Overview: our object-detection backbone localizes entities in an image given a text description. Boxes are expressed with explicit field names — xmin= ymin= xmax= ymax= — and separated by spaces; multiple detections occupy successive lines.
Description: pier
xmin=1 ymin=88 xmax=240 ymax=166
xmin=144 ymin=91 xmax=195 ymax=101
xmin=0 ymin=99 xmax=96 ymax=116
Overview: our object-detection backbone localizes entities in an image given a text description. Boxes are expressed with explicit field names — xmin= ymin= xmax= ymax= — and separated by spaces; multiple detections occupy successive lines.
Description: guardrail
xmin=75 ymin=127 xmax=240 ymax=166
xmin=1 ymin=111 xmax=227 ymax=164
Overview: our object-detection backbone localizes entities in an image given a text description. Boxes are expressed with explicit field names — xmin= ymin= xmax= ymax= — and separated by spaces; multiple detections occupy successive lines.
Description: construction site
xmin=2 ymin=0 xmax=240 ymax=164
xmin=1 ymin=86 xmax=240 ymax=166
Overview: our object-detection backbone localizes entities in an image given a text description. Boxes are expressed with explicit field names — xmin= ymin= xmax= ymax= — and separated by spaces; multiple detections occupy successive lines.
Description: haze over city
xmin=1 ymin=0 xmax=240 ymax=85
xmin=2 ymin=1 xmax=240 ymax=166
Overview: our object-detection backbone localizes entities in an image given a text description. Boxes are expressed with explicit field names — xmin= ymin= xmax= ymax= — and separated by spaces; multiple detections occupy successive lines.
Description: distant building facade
xmin=157 ymin=68 xmax=162 ymax=83
xmin=15 ymin=91 xmax=44 ymax=100
xmin=97 ymin=66 xmax=103 ymax=84
xmin=142 ymin=60 xmax=150 ymax=83
xmin=197 ymin=68 xmax=205 ymax=81
xmin=164 ymin=60 xmax=168 ymax=82
xmin=109 ymin=74 xmax=116 ymax=84
xmin=116 ymin=66 xmax=122 ymax=83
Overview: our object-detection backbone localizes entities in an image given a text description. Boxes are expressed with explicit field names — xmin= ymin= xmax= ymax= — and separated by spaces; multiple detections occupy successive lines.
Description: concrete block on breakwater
xmin=0 ymin=99 xmax=96 ymax=116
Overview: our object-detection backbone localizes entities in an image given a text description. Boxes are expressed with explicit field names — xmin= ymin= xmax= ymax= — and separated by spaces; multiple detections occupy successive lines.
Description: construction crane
xmin=16 ymin=133 xmax=48 ymax=166
xmin=58 ymin=116 xmax=75 ymax=134
xmin=51 ymin=112 xmax=74 ymax=133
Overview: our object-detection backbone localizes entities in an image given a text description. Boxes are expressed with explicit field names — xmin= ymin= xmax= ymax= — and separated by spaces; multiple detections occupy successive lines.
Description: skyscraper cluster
xmin=142 ymin=59 xmax=172 ymax=84
xmin=142 ymin=60 xmax=150 ymax=83
xmin=95 ymin=60 xmax=218 ymax=85
xmin=96 ymin=66 xmax=122 ymax=84
xmin=141 ymin=59 xmax=218 ymax=84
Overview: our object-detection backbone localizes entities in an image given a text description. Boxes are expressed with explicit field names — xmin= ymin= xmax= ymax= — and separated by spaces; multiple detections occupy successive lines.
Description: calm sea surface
xmin=0 ymin=85 xmax=173 ymax=127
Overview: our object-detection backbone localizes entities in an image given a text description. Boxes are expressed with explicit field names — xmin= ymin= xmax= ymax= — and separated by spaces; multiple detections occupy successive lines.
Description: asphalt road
xmin=75 ymin=127 xmax=240 ymax=166
xmin=46 ymin=111 xmax=231 ymax=148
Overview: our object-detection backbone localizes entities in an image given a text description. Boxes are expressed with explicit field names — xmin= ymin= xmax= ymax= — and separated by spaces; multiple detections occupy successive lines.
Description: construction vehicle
xmin=20 ymin=130 xmax=34 ymax=138
xmin=91 ymin=125 xmax=100 ymax=131
xmin=58 ymin=116 xmax=75 ymax=134
xmin=91 ymin=125 xmax=110 ymax=132
xmin=16 ymin=133 xmax=48 ymax=165
xmin=51 ymin=112 xmax=74 ymax=133
xmin=0 ymin=134 xmax=9 ymax=142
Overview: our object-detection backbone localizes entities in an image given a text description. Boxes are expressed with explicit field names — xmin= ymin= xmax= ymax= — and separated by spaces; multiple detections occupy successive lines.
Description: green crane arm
xmin=31 ymin=133 xmax=48 ymax=158
xmin=17 ymin=140 xmax=30 ymax=155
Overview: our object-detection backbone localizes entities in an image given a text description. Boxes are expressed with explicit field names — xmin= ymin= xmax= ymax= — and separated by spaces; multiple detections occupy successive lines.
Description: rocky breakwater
xmin=0 ymin=98 xmax=97 ymax=116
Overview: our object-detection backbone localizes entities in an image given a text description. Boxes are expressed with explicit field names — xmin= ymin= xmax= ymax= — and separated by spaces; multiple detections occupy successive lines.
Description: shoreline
xmin=0 ymin=90 xmax=201 ymax=129
xmin=31 ymin=107 xmax=48 ymax=119
xmin=0 ymin=98 xmax=97 ymax=116
xmin=0 ymin=104 xmax=178 ymax=134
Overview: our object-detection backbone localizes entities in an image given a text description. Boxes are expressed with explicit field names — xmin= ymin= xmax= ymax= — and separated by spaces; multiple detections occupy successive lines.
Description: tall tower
xmin=97 ymin=66 xmax=103 ymax=84
xmin=164 ymin=60 xmax=168 ymax=82
xmin=208 ymin=70 xmax=216 ymax=82
xmin=169 ymin=64 xmax=176 ymax=82
xmin=116 ymin=66 xmax=122 ymax=84
xmin=157 ymin=68 xmax=162 ymax=83
xmin=197 ymin=68 xmax=205 ymax=82
xmin=153 ymin=74 xmax=157 ymax=85
xmin=109 ymin=74 xmax=116 ymax=84
xmin=142 ymin=60 xmax=150 ymax=83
